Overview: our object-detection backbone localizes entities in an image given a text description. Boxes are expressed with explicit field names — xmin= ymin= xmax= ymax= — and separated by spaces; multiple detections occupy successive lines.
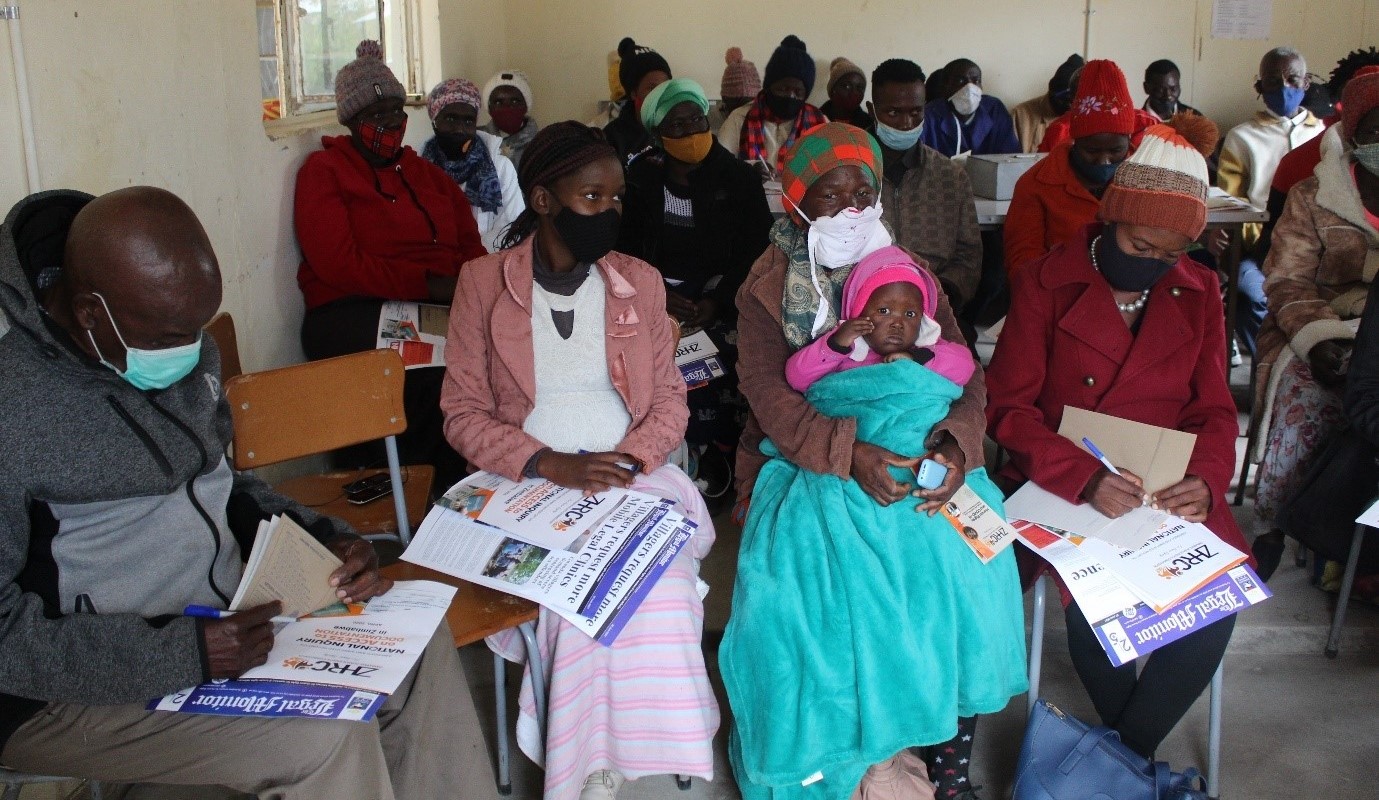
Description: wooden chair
xmin=380 ymin=562 xmax=542 ymax=795
xmin=204 ymin=311 xmax=243 ymax=382
xmin=226 ymin=349 xmax=431 ymax=545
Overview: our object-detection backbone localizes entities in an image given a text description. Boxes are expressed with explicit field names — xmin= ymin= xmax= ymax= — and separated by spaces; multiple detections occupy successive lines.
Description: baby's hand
xmin=882 ymin=351 xmax=915 ymax=363
xmin=829 ymin=318 xmax=875 ymax=351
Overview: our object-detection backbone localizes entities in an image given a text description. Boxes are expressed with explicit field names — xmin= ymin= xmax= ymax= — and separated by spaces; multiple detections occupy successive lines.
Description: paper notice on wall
xmin=1211 ymin=0 xmax=1272 ymax=40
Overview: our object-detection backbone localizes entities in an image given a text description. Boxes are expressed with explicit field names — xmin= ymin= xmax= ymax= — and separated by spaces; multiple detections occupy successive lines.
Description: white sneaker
xmin=579 ymin=769 xmax=625 ymax=800
xmin=1230 ymin=339 xmax=1243 ymax=367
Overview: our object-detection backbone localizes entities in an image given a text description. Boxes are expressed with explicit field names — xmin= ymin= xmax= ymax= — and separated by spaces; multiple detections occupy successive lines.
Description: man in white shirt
xmin=1219 ymin=46 xmax=1325 ymax=357
xmin=1219 ymin=47 xmax=1324 ymax=211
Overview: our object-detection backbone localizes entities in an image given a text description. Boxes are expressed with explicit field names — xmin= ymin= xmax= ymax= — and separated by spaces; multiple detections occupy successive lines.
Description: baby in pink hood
xmin=785 ymin=245 xmax=975 ymax=393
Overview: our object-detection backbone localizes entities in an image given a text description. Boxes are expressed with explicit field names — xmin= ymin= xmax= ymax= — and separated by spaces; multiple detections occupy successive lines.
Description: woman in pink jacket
xmin=439 ymin=122 xmax=718 ymax=800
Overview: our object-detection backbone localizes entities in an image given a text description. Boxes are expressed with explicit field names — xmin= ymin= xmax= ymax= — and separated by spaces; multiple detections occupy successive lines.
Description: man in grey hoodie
xmin=0 ymin=187 xmax=492 ymax=799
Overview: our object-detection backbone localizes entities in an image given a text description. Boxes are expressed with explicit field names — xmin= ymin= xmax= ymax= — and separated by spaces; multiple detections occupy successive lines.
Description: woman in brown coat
xmin=731 ymin=123 xmax=988 ymax=800
xmin=1249 ymin=68 xmax=1379 ymax=578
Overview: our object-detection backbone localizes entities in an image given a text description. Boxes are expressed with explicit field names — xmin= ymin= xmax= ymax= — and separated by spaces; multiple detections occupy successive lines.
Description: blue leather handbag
xmin=1013 ymin=700 xmax=1208 ymax=800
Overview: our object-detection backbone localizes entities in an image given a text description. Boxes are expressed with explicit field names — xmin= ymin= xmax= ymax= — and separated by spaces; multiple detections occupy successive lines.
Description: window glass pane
xmin=296 ymin=0 xmax=382 ymax=98
xmin=256 ymin=4 xmax=277 ymax=58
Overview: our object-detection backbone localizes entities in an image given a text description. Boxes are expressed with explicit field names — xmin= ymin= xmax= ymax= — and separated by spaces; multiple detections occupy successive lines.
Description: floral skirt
xmin=1254 ymin=359 xmax=1346 ymax=523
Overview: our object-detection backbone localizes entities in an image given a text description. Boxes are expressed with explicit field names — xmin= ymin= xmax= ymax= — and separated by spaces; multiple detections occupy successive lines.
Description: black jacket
xmin=617 ymin=142 xmax=775 ymax=322
xmin=604 ymin=101 xmax=652 ymax=165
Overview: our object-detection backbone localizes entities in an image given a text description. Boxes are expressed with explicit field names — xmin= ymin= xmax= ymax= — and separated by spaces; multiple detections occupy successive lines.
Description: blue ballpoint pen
xmin=184 ymin=604 xmax=298 ymax=625
xmin=1081 ymin=437 xmax=1122 ymax=477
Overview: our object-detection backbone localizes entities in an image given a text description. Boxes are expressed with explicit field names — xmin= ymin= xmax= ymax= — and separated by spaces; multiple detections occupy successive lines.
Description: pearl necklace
xmin=1090 ymin=235 xmax=1150 ymax=314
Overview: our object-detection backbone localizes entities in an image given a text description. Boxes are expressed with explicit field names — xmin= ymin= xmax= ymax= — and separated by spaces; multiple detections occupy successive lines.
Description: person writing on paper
xmin=1005 ymin=60 xmax=1137 ymax=275
xmin=0 ymin=186 xmax=494 ymax=798
xmin=728 ymin=125 xmax=1022 ymax=800
xmin=440 ymin=122 xmax=718 ymax=800
xmin=986 ymin=117 xmax=1253 ymax=759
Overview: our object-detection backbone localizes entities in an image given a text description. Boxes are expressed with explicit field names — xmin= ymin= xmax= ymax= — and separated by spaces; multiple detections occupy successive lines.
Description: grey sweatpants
xmin=1 ymin=624 xmax=497 ymax=800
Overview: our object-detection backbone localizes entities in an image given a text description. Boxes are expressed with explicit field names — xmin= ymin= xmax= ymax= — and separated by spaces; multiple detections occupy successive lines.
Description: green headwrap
xmin=640 ymin=78 xmax=710 ymax=142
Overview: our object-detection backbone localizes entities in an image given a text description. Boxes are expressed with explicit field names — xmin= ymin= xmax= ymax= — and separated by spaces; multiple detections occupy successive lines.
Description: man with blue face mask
xmin=0 ymin=187 xmax=493 ymax=798
xmin=1219 ymin=47 xmax=1325 ymax=359
xmin=1219 ymin=47 xmax=1324 ymax=213
xmin=869 ymin=58 xmax=982 ymax=323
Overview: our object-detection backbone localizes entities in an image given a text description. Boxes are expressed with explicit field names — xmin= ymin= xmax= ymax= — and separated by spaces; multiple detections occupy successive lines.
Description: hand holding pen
xmin=189 ymin=602 xmax=285 ymax=679
xmin=1080 ymin=437 xmax=1146 ymax=518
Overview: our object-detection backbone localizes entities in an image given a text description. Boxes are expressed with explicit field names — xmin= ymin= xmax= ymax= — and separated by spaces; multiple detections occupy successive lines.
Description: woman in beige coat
xmin=1250 ymin=68 xmax=1379 ymax=578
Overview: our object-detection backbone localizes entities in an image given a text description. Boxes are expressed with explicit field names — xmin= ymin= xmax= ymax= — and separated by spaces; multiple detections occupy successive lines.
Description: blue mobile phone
xmin=915 ymin=458 xmax=949 ymax=490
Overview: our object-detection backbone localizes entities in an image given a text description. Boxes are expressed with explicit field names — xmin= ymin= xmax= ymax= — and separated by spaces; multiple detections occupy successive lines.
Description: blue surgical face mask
xmin=873 ymin=120 xmax=923 ymax=151
xmin=1262 ymin=86 xmax=1306 ymax=118
xmin=1069 ymin=147 xmax=1120 ymax=188
xmin=87 ymin=292 xmax=203 ymax=390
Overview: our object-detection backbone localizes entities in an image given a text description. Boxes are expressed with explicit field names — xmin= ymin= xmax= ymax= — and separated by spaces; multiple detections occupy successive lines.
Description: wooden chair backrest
xmin=226 ymin=349 xmax=407 ymax=471
xmin=204 ymin=312 xmax=243 ymax=382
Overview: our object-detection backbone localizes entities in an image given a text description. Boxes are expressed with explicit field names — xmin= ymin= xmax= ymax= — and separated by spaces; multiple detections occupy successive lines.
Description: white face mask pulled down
xmin=785 ymin=196 xmax=893 ymax=336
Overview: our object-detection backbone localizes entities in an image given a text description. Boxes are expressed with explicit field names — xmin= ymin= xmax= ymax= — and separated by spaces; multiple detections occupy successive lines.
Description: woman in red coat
xmin=293 ymin=42 xmax=485 ymax=484
xmin=1004 ymin=60 xmax=1137 ymax=275
xmin=987 ymin=117 xmax=1251 ymax=758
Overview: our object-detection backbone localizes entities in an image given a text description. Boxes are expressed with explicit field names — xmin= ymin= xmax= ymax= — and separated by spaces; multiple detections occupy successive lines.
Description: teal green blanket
xmin=723 ymin=360 xmax=1028 ymax=800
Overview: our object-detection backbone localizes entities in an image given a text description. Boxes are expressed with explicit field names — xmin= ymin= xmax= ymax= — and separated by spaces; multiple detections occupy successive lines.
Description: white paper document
xmin=437 ymin=471 xmax=664 ymax=552
xmin=229 ymin=580 xmax=453 ymax=695
xmin=406 ymin=475 xmax=698 ymax=645
xmin=1075 ymin=518 xmax=1248 ymax=611
xmin=1004 ymin=481 xmax=1166 ymax=551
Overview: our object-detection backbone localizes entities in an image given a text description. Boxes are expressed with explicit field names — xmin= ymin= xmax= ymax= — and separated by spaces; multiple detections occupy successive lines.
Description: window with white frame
xmin=258 ymin=0 xmax=422 ymax=123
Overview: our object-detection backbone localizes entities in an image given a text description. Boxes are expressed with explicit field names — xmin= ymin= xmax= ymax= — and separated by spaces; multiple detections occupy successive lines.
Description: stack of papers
xmin=1010 ymin=512 xmax=1268 ymax=666
xmin=674 ymin=329 xmax=726 ymax=389
xmin=403 ymin=472 xmax=698 ymax=645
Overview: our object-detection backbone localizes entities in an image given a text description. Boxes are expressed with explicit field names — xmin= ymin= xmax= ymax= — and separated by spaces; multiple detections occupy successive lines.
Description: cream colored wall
xmin=0 ymin=1 xmax=319 ymax=372
xmin=0 ymin=0 xmax=507 ymax=371
xmin=1 ymin=0 xmax=1376 ymax=376
xmin=506 ymin=0 xmax=1379 ymax=136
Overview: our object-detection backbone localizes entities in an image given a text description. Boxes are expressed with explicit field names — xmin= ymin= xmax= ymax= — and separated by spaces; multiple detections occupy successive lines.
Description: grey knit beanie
xmin=334 ymin=40 xmax=405 ymax=124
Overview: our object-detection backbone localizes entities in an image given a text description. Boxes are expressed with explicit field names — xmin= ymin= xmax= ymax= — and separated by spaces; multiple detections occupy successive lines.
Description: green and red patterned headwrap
xmin=779 ymin=122 xmax=884 ymax=224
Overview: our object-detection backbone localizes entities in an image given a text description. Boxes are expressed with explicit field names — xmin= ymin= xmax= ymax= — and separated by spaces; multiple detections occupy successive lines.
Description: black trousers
xmin=1064 ymin=600 xmax=1235 ymax=758
xmin=301 ymin=298 xmax=467 ymax=489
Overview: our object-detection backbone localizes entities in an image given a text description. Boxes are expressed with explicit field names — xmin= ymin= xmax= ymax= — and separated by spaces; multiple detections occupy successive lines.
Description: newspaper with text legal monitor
xmin=674 ymin=329 xmax=726 ymax=389
xmin=401 ymin=471 xmax=697 ymax=645
xmin=1011 ymin=514 xmax=1269 ymax=667
xmin=150 ymin=515 xmax=456 ymax=722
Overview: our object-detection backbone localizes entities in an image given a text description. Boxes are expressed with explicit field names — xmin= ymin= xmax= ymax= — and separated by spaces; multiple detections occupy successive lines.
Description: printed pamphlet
xmin=151 ymin=580 xmax=454 ymax=720
xmin=674 ymin=329 xmax=725 ymax=389
xmin=938 ymin=484 xmax=1019 ymax=563
xmin=377 ymin=301 xmax=449 ymax=369
xmin=405 ymin=474 xmax=697 ymax=645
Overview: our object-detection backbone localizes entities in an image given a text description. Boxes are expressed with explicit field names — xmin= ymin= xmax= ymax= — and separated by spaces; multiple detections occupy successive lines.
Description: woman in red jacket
xmin=987 ymin=116 xmax=1251 ymax=758
xmin=1004 ymin=60 xmax=1136 ymax=275
xmin=294 ymin=41 xmax=485 ymax=482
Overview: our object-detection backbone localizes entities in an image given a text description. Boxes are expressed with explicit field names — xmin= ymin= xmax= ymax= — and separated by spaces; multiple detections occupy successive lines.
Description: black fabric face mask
xmin=1095 ymin=224 xmax=1176 ymax=292
xmin=434 ymin=131 xmax=474 ymax=159
xmin=767 ymin=94 xmax=805 ymax=121
xmin=553 ymin=206 xmax=621 ymax=264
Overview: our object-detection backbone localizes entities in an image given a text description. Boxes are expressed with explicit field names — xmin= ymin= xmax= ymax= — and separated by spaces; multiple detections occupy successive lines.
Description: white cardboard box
xmin=966 ymin=152 xmax=1045 ymax=200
